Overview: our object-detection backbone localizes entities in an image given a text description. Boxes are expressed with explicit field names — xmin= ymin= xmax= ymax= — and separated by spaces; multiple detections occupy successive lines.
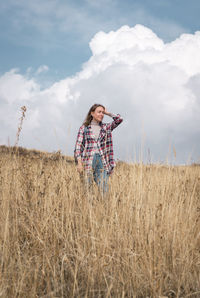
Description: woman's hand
xmin=77 ymin=159 xmax=84 ymax=174
xmin=103 ymin=108 xmax=112 ymax=117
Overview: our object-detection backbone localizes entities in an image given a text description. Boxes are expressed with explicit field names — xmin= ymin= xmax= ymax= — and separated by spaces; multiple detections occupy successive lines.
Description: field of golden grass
xmin=0 ymin=145 xmax=199 ymax=297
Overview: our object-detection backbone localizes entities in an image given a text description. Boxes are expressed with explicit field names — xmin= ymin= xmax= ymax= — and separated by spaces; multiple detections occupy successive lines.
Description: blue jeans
xmin=88 ymin=153 xmax=109 ymax=194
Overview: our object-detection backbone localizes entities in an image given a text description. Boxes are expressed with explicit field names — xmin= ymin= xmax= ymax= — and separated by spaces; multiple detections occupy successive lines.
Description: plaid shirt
xmin=74 ymin=114 xmax=123 ymax=175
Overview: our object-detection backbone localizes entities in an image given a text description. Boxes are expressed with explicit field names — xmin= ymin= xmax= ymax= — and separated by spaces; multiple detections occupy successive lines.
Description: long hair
xmin=83 ymin=104 xmax=105 ymax=127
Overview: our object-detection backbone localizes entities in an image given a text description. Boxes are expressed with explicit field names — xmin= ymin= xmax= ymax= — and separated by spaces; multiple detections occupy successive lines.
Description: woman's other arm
xmin=74 ymin=125 xmax=85 ymax=173
xmin=103 ymin=109 xmax=123 ymax=131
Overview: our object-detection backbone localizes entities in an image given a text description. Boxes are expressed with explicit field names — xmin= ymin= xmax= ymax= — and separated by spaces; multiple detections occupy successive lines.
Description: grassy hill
xmin=0 ymin=145 xmax=199 ymax=297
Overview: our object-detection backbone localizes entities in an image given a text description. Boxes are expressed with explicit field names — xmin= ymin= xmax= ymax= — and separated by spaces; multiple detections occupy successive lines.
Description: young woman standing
xmin=74 ymin=104 xmax=123 ymax=193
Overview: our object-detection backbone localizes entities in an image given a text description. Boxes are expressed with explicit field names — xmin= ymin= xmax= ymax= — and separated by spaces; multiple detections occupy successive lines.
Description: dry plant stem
xmin=0 ymin=146 xmax=200 ymax=297
xmin=15 ymin=106 xmax=27 ymax=147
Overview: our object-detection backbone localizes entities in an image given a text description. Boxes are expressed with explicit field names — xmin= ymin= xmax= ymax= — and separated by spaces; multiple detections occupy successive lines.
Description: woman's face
xmin=91 ymin=106 xmax=105 ymax=123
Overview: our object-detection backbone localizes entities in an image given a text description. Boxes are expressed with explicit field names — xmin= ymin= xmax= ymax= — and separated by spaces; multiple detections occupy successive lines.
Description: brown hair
xmin=83 ymin=104 xmax=105 ymax=127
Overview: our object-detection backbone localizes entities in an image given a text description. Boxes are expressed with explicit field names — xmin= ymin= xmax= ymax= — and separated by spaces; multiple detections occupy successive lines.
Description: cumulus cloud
xmin=0 ymin=69 xmax=38 ymax=104
xmin=0 ymin=25 xmax=200 ymax=163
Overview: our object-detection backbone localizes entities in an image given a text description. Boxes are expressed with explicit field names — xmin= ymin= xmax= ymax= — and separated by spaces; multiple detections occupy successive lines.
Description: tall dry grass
xmin=14 ymin=106 xmax=27 ymax=147
xmin=0 ymin=145 xmax=199 ymax=297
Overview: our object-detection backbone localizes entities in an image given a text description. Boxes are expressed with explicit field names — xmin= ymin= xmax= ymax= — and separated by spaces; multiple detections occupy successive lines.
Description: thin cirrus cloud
xmin=0 ymin=24 xmax=200 ymax=164
xmin=35 ymin=65 xmax=49 ymax=75
xmin=0 ymin=0 xmax=189 ymax=45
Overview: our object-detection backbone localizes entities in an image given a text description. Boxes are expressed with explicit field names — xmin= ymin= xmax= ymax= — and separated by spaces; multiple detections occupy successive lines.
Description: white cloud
xmin=0 ymin=25 xmax=200 ymax=163
xmin=36 ymin=65 xmax=49 ymax=75
xmin=0 ymin=69 xmax=39 ymax=104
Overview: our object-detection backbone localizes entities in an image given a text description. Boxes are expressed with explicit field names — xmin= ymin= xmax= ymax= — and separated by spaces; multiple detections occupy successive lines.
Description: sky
xmin=0 ymin=0 xmax=200 ymax=164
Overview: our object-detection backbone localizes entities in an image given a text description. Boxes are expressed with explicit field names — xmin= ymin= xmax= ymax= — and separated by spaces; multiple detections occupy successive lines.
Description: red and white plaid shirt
xmin=74 ymin=114 xmax=123 ymax=175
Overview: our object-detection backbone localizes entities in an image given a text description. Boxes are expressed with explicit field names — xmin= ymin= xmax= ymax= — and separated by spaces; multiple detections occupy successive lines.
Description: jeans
xmin=87 ymin=153 xmax=109 ymax=194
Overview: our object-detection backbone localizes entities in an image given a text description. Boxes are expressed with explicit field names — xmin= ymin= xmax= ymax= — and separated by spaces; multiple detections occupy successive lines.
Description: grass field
xmin=0 ymin=145 xmax=199 ymax=297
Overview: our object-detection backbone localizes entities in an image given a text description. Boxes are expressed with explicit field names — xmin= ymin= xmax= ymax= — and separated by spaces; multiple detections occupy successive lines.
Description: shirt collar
xmin=88 ymin=121 xmax=103 ymax=128
xmin=91 ymin=119 xmax=100 ymax=126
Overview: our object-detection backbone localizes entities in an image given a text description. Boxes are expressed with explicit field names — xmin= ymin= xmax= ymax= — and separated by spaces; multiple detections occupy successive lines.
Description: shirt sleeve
xmin=74 ymin=125 xmax=85 ymax=159
xmin=107 ymin=114 xmax=123 ymax=131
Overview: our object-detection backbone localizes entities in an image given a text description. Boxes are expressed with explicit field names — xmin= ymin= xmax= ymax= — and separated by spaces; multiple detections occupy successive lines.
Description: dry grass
xmin=15 ymin=106 xmax=27 ymax=147
xmin=0 ymin=145 xmax=199 ymax=297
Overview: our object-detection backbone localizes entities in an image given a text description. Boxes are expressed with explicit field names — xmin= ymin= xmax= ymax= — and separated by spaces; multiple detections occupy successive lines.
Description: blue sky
xmin=1 ymin=0 xmax=200 ymax=81
xmin=1 ymin=0 xmax=200 ymax=163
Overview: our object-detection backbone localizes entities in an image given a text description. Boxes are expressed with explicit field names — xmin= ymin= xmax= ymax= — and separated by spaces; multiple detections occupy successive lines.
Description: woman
xmin=74 ymin=104 xmax=123 ymax=193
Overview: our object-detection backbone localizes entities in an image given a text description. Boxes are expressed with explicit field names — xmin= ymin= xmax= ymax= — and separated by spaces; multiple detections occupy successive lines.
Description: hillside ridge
xmin=0 ymin=145 xmax=73 ymax=162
